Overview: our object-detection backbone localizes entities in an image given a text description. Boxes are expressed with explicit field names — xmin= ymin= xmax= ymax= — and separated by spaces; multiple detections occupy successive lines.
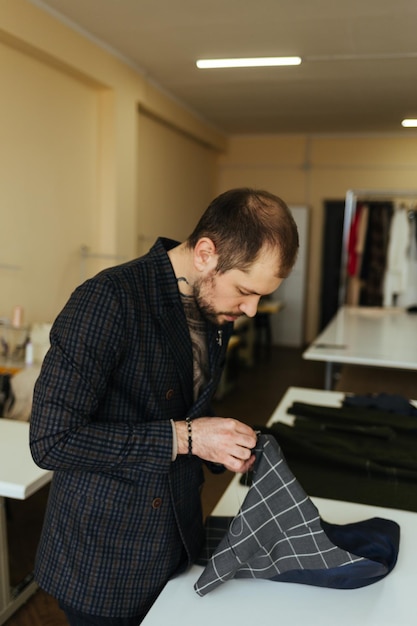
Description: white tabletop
xmin=142 ymin=386 xmax=417 ymax=626
xmin=267 ymin=385 xmax=347 ymax=426
xmin=0 ymin=419 xmax=51 ymax=499
xmin=303 ymin=305 xmax=417 ymax=370
xmin=143 ymin=496 xmax=415 ymax=626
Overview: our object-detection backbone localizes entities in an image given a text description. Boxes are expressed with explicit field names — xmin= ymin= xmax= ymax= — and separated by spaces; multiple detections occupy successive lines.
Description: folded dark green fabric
xmin=261 ymin=399 xmax=417 ymax=480
xmin=287 ymin=401 xmax=417 ymax=433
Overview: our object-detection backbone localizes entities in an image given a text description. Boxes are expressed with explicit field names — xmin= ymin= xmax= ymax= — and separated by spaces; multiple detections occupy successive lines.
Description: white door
xmin=269 ymin=205 xmax=309 ymax=347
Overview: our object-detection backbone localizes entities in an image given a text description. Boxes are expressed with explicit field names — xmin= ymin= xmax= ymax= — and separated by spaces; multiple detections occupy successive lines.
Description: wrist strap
xmin=185 ymin=416 xmax=193 ymax=457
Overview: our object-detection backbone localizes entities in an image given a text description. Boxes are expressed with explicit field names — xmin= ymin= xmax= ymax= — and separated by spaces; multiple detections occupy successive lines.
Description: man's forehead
xmin=233 ymin=264 xmax=282 ymax=296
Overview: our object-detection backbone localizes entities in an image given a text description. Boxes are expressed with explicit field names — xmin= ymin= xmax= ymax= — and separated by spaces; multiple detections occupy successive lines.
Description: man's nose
xmin=239 ymin=296 xmax=260 ymax=318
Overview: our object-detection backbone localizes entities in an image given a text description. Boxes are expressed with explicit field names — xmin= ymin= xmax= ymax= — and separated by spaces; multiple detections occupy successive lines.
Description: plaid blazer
xmin=30 ymin=238 xmax=232 ymax=618
xmin=195 ymin=435 xmax=399 ymax=595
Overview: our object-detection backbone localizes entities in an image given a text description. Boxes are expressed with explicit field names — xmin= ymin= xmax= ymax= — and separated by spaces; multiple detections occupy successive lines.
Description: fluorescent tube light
xmin=196 ymin=56 xmax=302 ymax=69
xmin=401 ymin=119 xmax=417 ymax=127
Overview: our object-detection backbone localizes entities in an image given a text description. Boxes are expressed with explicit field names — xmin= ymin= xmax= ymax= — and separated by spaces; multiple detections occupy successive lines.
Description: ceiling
xmin=32 ymin=0 xmax=417 ymax=135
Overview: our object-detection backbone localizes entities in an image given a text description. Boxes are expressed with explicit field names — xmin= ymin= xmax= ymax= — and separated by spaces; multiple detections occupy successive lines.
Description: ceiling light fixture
xmin=401 ymin=119 xmax=417 ymax=127
xmin=196 ymin=56 xmax=302 ymax=69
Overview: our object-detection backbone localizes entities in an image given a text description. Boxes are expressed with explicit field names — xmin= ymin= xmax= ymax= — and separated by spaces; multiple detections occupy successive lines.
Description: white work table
xmin=142 ymin=386 xmax=417 ymax=626
xmin=143 ymin=499 xmax=416 ymax=626
xmin=0 ymin=418 xmax=52 ymax=625
xmin=303 ymin=305 xmax=417 ymax=388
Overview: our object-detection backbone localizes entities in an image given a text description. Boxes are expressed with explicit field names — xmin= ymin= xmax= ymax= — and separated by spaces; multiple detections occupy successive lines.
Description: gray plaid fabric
xmin=195 ymin=434 xmax=371 ymax=595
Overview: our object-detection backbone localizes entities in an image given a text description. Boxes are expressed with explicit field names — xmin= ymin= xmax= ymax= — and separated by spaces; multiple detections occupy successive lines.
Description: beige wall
xmin=0 ymin=39 xmax=100 ymax=322
xmin=0 ymin=0 xmax=225 ymax=326
xmin=2 ymin=0 xmax=417 ymax=345
xmin=218 ymin=134 xmax=417 ymax=342
xmin=136 ymin=111 xmax=219 ymax=252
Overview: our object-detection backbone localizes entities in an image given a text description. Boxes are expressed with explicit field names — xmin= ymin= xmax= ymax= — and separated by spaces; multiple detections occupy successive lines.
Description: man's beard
xmin=192 ymin=274 xmax=240 ymax=326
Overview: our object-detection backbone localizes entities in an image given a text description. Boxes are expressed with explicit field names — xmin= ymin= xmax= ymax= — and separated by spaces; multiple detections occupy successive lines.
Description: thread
xmin=12 ymin=305 xmax=23 ymax=327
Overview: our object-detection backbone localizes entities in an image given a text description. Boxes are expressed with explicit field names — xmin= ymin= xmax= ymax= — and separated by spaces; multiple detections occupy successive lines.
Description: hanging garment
xmin=194 ymin=435 xmax=399 ymax=596
xmin=398 ymin=215 xmax=417 ymax=308
xmin=347 ymin=204 xmax=370 ymax=306
xmin=347 ymin=203 xmax=363 ymax=277
xmin=360 ymin=203 xmax=392 ymax=306
xmin=347 ymin=204 xmax=370 ymax=305
xmin=383 ymin=206 xmax=411 ymax=306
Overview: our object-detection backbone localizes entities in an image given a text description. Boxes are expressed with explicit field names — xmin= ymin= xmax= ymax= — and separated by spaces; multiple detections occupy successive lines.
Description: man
xmin=30 ymin=187 xmax=299 ymax=625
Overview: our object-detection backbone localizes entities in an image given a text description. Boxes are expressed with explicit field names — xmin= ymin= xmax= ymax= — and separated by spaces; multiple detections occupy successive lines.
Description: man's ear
xmin=193 ymin=237 xmax=218 ymax=272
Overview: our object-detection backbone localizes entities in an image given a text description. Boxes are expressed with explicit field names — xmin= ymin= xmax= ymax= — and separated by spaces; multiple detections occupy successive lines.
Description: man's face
xmin=193 ymin=249 xmax=283 ymax=326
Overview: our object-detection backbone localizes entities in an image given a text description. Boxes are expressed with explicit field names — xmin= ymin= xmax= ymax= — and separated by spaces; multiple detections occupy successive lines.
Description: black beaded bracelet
xmin=185 ymin=416 xmax=193 ymax=457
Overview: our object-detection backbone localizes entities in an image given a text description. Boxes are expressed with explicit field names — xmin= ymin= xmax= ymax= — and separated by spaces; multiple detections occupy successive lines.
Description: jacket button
xmin=152 ymin=497 xmax=162 ymax=509
xmin=165 ymin=389 xmax=175 ymax=400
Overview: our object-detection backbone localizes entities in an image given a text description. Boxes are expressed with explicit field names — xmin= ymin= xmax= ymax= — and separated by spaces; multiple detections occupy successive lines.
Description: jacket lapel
xmin=147 ymin=238 xmax=232 ymax=410
xmin=158 ymin=301 xmax=194 ymax=407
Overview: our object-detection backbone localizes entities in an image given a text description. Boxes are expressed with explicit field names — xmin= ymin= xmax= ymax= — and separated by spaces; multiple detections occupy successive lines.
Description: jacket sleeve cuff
xmin=170 ymin=419 xmax=178 ymax=461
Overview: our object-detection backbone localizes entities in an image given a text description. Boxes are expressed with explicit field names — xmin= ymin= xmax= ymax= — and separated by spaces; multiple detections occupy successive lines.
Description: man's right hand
xmin=175 ymin=417 xmax=257 ymax=473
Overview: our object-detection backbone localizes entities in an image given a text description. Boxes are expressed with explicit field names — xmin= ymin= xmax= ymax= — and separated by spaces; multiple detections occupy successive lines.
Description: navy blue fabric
xmin=343 ymin=392 xmax=417 ymax=417
xmin=270 ymin=559 xmax=388 ymax=589
xmin=271 ymin=517 xmax=399 ymax=588
xmin=60 ymin=602 xmax=146 ymax=625
xmin=321 ymin=517 xmax=399 ymax=567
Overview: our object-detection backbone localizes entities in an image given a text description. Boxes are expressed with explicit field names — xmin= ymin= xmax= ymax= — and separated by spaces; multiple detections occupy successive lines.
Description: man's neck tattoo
xmin=177 ymin=277 xmax=203 ymax=321
xmin=177 ymin=275 xmax=193 ymax=298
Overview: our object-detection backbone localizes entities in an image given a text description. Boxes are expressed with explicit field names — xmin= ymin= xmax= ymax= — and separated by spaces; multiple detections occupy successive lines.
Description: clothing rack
xmin=339 ymin=189 xmax=417 ymax=307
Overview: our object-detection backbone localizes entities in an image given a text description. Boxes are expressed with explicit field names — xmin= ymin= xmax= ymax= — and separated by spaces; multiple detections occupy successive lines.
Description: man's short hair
xmin=187 ymin=188 xmax=299 ymax=278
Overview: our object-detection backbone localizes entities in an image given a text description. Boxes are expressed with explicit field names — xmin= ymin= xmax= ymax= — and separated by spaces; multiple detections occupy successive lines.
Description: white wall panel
xmin=270 ymin=206 xmax=309 ymax=347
